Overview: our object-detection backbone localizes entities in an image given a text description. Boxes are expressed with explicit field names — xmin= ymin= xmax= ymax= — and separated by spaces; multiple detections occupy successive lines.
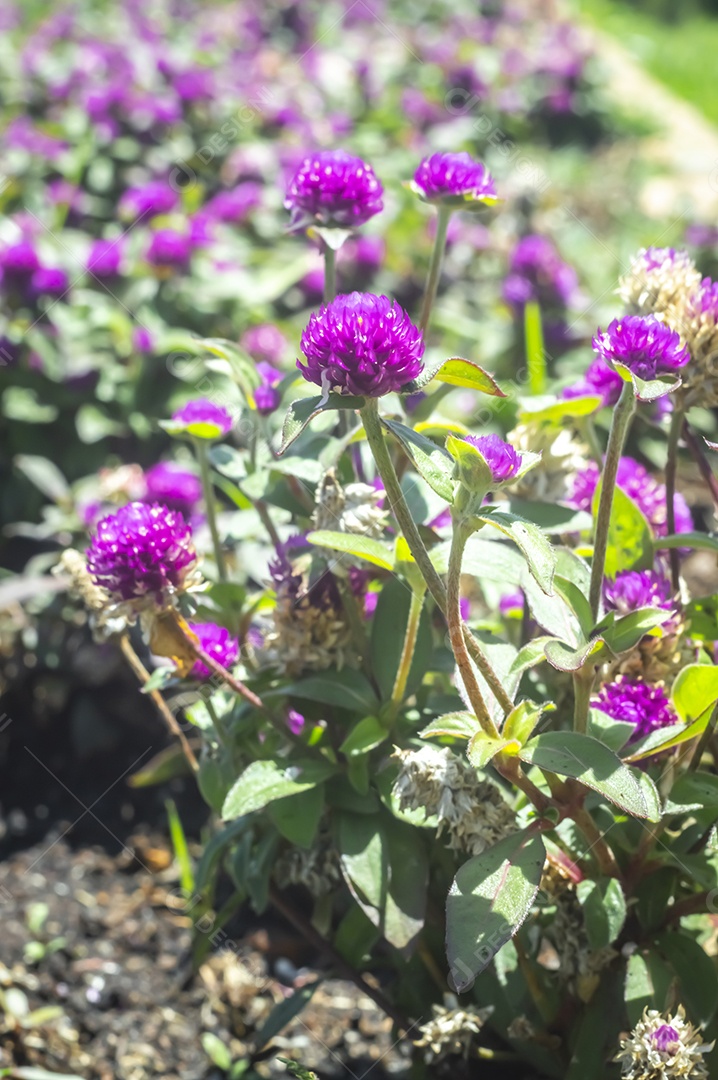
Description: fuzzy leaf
xmin=280 ymin=394 xmax=365 ymax=454
xmin=475 ymin=508 xmax=556 ymax=595
xmin=431 ymin=357 xmax=505 ymax=396
xmin=576 ymin=878 xmax=627 ymax=948
xmin=381 ymin=417 xmax=455 ymax=501
xmin=307 ymin=529 xmax=394 ymax=570
xmin=222 ymin=759 xmax=336 ymax=819
xmin=420 ymin=711 xmax=480 ymax=740
xmin=446 ymin=829 xmax=546 ymax=991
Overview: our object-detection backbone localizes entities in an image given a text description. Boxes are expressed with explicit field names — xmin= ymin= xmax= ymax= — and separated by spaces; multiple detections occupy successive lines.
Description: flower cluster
xmin=592 ymin=678 xmax=677 ymax=742
xmin=86 ymin=502 xmax=198 ymax=605
xmin=464 ymin=433 xmax=522 ymax=482
xmin=619 ymin=247 xmax=701 ymax=317
xmin=285 ymin=150 xmax=384 ymax=230
xmin=298 ymin=292 xmax=424 ymax=397
xmin=604 ymin=570 xmax=674 ymax=615
xmin=411 ymin=152 xmax=497 ymax=206
xmin=392 ymin=745 xmax=516 ymax=856
xmin=592 ymin=315 xmax=689 ymax=389
xmin=615 ymin=1006 xmax=712 ymax=1079
xmin=567 ymin=456 xmax=693 ymax=538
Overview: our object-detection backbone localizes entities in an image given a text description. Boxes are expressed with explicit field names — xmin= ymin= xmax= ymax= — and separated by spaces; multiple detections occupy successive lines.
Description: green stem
xmin=206 ymin=697 xmax=231 ymax=753
xmin=665 ymin=406 xmax=685 ymax=594
xmin=573 ymin=664 xmax=595 ymax=735
xmin=588 ymin=383 xmax=636 ymax=619
xmin=323 ymin=243 xmax=337 ymax=304
xmin=447 ymin=522 xmax=497 ymax=736
xmin=419 ymin=205 xmax=451 ymax=336
xmin=195 ymin=439 xmax=227 ymax=581
xmin=360 ymin=399 xmax=512 ymax=717
xmin=390 ymin=587 xmax=425 ymax=712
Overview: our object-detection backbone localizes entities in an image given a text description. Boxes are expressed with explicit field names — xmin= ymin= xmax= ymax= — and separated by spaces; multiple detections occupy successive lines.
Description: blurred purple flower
xmin=412 ymin=152 xmax=496 ymax=204
xmin=120 ymin=181 xmax=179 ymax=221
xmin=144 ymin=462 xmax=203 ymax=515
xmin=188 ymin=621 xmax=239 ymax=680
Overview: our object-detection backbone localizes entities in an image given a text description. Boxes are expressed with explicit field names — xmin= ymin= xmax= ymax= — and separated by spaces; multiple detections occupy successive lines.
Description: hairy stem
xmin=118 ymin=634 xmax=198 ymax=772
xmin=323 ymin=243 xmax=337 ymax=304
xmin=419 ymin=204 xmax=451 ymax=336
xmin=390 ymin=587 xmax=425 ymax=711
xmin=588 ymin=383 xmax=636 ymax=619
xmin=665 ymin=406 xmax=685 ymax=593
xmin=447 ymin=522 xmax=497 ymax=735
xmin=572 ymin=664 xmax=595 ymax=735
xmin=195 ymin=438 xmax=227 ymax=582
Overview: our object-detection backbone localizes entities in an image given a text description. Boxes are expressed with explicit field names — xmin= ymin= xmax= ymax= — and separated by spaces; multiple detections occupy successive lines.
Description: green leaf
xmin=467 ymin=731 xmax=517 ymax=767
xmin=370 ymin=578 xmax=433 ymax=702
xmin=508 ymin=498 xmax=592 ymax=535
xmin=600 ymin=608 xmax=669 ymax=656
xmin=508 ymin=638 xmax=552 ymax=679
xmin=280 ymin=394 xmax=365 ymax=454
xmin=654 ymin=932 xmax=718 ymax=1026
xmin=576 ymin=878 xmax=626 ymax=948
xmin=430 ymin=357 xmax=505 ymax=396
xmin=544 ymin=637 xmax=605 ymax=672
xmin=519 ymin=394 xmax=603 ymax=425
xmin=381 ymin=417 xmax=455 ymax=501
xmin=588 ymin=710 xmax=635 ymax=753
xmin=624 ymin=950 xmax=672 ymax=1026
xmin=280 ymin=669 xmax=379 ymax=713
xmin=268 ymin=785 xmax=324 ymax=849
xmin=307 ymin=529 xmax=394 ymax=570
xmin=166 ymin=798 xmax=194 ymax=895
xmin=595 ymin=485 xmax=653 ymax=577
xmin=420 ymin=711 xmax=481 ymax=741
xmin=524 ymin=300 xmax=546 ymax=395
xmin=382 ymin=817 xmax=428 ymax=949
xmin=222 ymin=759 xmax=336 ymax=819
xmin=337 ymin=812 xmax=387 ymax=913
xmin=253 ymin=982 xmax=321 ymax=1050
xmin=201 ymin=1032 xmax=233 ymax=1070
xmin=658 ymin=531 xmax=718 ymax=552
xmin=14 ymin=455 xmax=70 ymax=503
xmin=446 ymin=828 xmax=546 ymax=992
xmin=669 ymin=771 xmax=718 ymax=812
xmin=475 ymin=508 xmax=556 ymax=595
xmin=340 ymin=716 xmax=389 ymax=757
xmin=503 ymin=700 xmax=545 ymax=745
xmin=672 ymin=663 xmax=718 ymax=725
xmin=519 ymin=732 xmax=648 ymax=817
xmin=554 ymin=576 xmax=594 ymax=639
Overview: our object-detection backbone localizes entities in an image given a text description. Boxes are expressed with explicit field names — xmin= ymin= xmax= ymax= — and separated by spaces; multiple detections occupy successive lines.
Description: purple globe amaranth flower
xmin=206 ymin=182 xmax=263 ymax=224
xmin=464 ymin=433 xmax=522 ymax=482
xmin=241 ymin=323 xmax=288 ymax=365
xmin=255 ymin=362 xmax=283 ymax=415
xmin=411 ymin=152 xmax=497 ymax=206
xmin=119 ymin=181 xmax=179 ymax=221
xmin=87 ymin=238 xmax=123 ymax=278
xmin=188 ymin=621 xmax=239 ymax=681
xmin=503 ymin=234 xmax=579 ymax=311
xmin=1 ymin=240 xmax=40 ymax=282
xmin=562 ymin=356 xmax=623 ymax=407
xmin=500 ymin=590 xmax=525 ymax=616
xmin=604 ymin=569 xmax=674 ymax=615
xmin=170 ymin=398 xmax=234 ymax=439
xmin=652 ymin=1026 xmax=680 ymax=1053
xmin=593 ymin=678 xmax=677 ymax=742
xmin=567 ymin=456 xmax=693 ymax=539
xmin=592 ymin=314 xmax=690 ymax=386
xmin=144 ymin=462 xmax=203 ymax=515
xmin=287 ymin=709 xmax=306 ymax=736
xmin=30 ymin=266 xmax=69 ymax=299
xmin=86 ymin=501 xmax=198 ymax=604
xmin=146 ymin=229 xmax=192 ymax=270
xmin=298 ymin=292 xmax=424 ymax=397
xmin=285 ymin=150 xmax=383 ymax=230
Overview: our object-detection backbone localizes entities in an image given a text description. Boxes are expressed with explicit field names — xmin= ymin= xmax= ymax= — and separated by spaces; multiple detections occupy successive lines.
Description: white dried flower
xmin=313 ymin=469 xmax=387 ymax=538
xmin=414 ymin=1003 xmax=492 ymax=1061
xmin=507 ymin=421 xmax=589 ymax=503
xmin=54 ymin=549 xmax=131 ymax=641
xmin=615 ymin=1006 xmax=713 ymax=1079
xmin=618 ymin=248 xmax=701 ymax=318
xmin=550 ymin=889 xmax=615 ymax=1001
xmin=392 ymin=745 xmax=515 ymax=856
xmin=274 ymin=832 xmax=341 ymax=898
xmin=665 ymin=278 xmax=718 ymax=409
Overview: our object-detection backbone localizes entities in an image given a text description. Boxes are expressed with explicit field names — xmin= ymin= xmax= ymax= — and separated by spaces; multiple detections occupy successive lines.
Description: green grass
xmin=574 ymin=0 xmax=718 ymax=125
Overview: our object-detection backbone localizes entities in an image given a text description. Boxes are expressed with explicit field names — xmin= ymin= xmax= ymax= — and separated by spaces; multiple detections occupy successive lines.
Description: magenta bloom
xmin=86 ymin=502 xmax=197 ymax=603
xmin=188 ymin=621 xmax=239 ymax=681
xmin=604 ymin=569 xmax=673 ymax=615
xmin=1 ymin=240 xmax=40 ymax=281
xmin=652 ymin=1026 xmax=680 ymax=1053
xmin=503 ymin=234 xmax=579 ymax=310
xmin=593 ymin=678 xmax=677 ymax=742
xmin=87 ymin=238 xmax=123 ymax=278
xmin=592 ymin=315 xmax=689 ymax=383
xmin=562 ymin=357 xmax=623 ymax=407
xmin=146 ymin=229 xmax=192 ymax=269
xmin=171 ymin=398 xmax=233 ymax=439
xmin=412 ymin=152 xmax=496 ymax=205
xmin=464 ymin=433 xmax=521 ymax=482
xmin=298 ymin=292 xmax=424 ymax=397
xmin=206 ymin=183 xmax=263 ymax=223
xmin=30 ymin=266 xmax=69 ymax=299
xmin=120 ymin=181 xmax=179 ymax=221
xmin=144 ymin=462 xmax=202 ymax=515
xmin=285 ymin=150 xmax=383 ymax=230
xmin=255 ymin=362 xmax=283 ymax=415
xmin=241 ymin=323 xmax=287 ymax=365
xmin=287 ymin=709 xmax=306 ymax=736
xmin=500 ymin=590 xmax=525 ymax=616
xmin=568 ymin=457 xmax=693 ymax=538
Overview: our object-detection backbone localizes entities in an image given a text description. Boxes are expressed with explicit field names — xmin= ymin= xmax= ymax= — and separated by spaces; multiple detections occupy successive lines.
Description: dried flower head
xmin=313 ymin=469 xmax=387 ymax=537
xmin=508 ymin=421 xmax=589 ymax=503
xmin=274 ymin=830 xmax=342 ymax=898
xmin=285 ymin=149 xmax=383 ymax=230
xmin=669 ymin=277 xmax=718 ymax=408
xmin=86 ymin=502 xmax=198 ymax=606
xmin=298 ymin=291 xmax=424 ymax=397
xmin=615 ymin=1005 xmax=713 ymax=1079
xmin=414 ymin=1003 xmax=492 ymax=1061
xmin=619 ymin=247 xmax=701 ymax=317
xmin=392 ymin=744 xmax=515 ymax=856
xmin=54 ymin=548 xmax=130 ymax=641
